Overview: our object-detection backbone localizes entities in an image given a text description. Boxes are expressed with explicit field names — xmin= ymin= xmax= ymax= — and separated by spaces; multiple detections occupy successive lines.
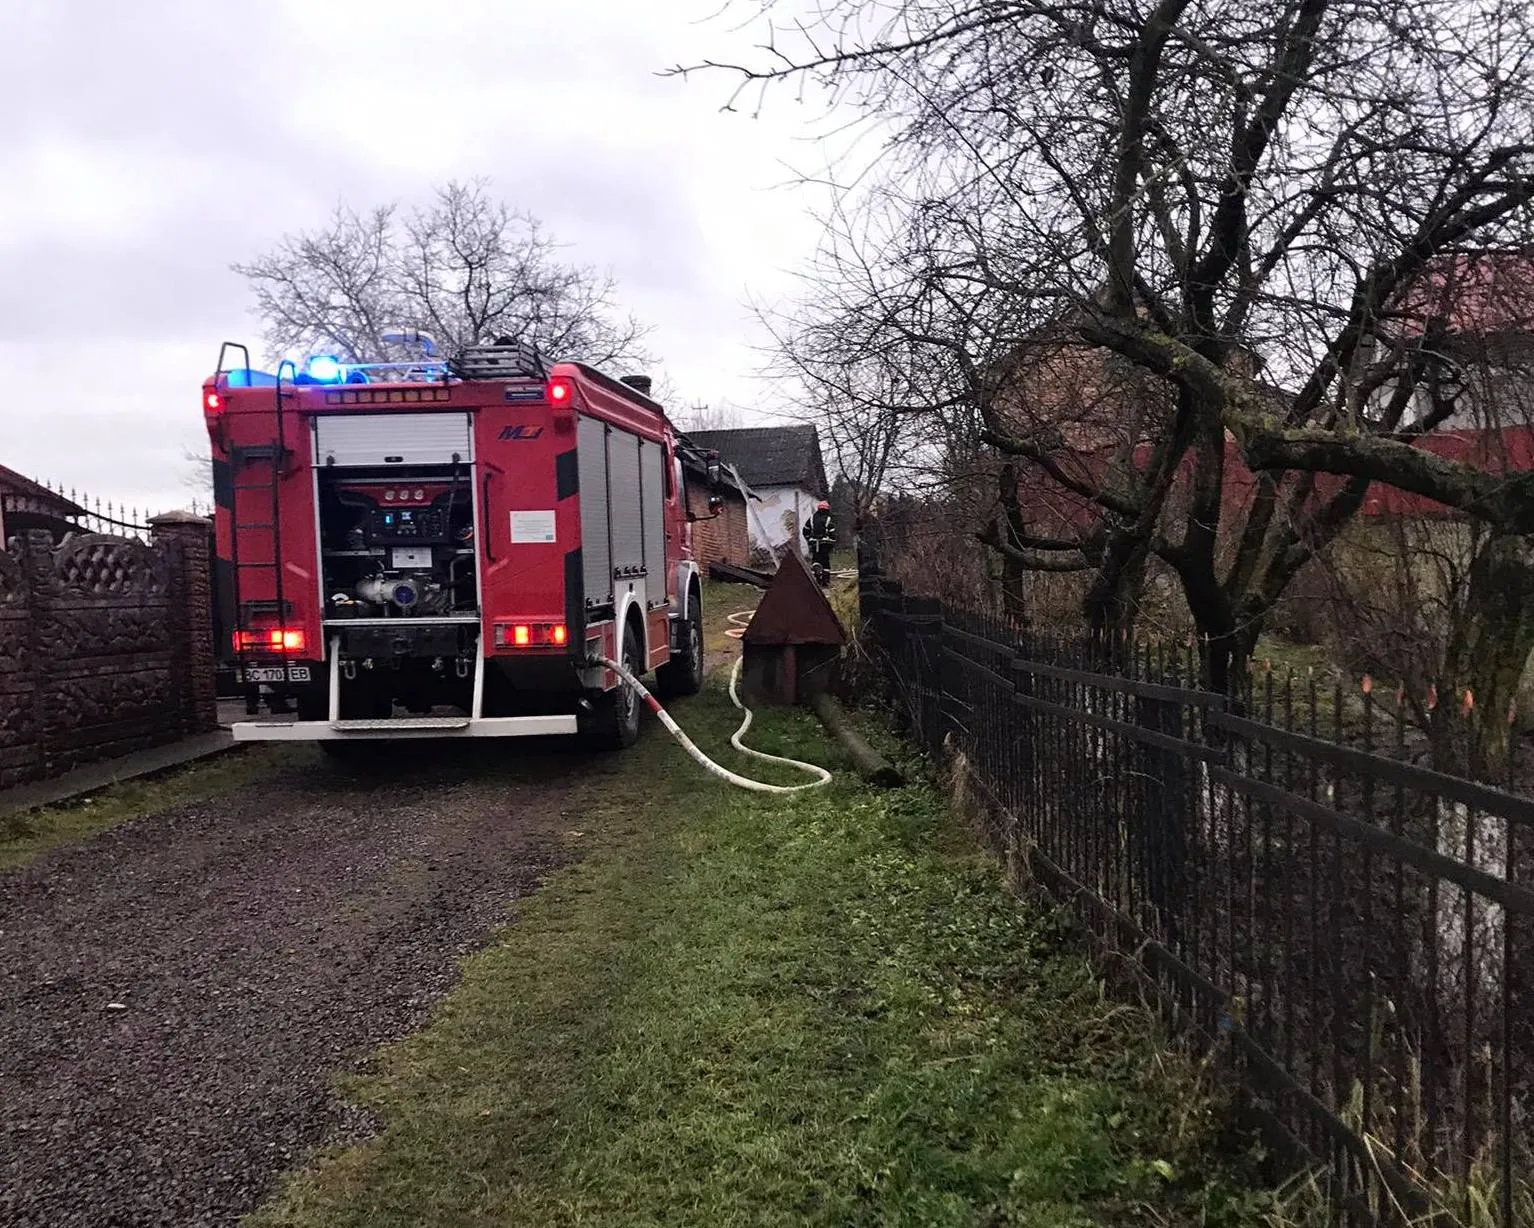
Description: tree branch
xmin=1233 ymin=421 xmax=1534 ymax=534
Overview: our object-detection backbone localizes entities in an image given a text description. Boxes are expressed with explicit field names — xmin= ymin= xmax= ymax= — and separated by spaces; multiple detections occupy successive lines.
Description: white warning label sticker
xmin=509 ymin=510 xmax=557 ymax=544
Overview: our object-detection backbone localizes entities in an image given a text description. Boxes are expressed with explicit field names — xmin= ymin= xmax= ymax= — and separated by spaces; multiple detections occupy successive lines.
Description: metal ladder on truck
xmin=223 ymin=352 xmax=295 ymax=715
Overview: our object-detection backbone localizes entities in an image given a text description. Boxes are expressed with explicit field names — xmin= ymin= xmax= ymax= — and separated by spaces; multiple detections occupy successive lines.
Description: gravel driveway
xmin=0 ymin=741 xmax=608 ymax=1227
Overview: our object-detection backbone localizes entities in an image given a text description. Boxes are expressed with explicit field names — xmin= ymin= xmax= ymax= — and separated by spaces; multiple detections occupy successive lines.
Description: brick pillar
xmin=151 ymin=511 xmax=217 ymax=735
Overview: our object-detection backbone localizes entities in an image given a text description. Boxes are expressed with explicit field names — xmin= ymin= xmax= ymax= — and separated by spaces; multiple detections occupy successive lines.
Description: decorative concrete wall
xmin=0 ymin=514 xmax=217 ymax=790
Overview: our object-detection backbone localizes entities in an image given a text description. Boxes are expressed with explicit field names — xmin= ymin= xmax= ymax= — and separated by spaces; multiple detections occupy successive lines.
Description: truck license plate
xmin=246 ymin=666 xmax=311 ymax=683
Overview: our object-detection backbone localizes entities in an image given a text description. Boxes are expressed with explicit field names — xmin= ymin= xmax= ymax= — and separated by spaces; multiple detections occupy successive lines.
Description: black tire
xmin=655 ymin=588 xmax=704 ymax=699
xmin=585 ymin=622 xmax=643 ymax=751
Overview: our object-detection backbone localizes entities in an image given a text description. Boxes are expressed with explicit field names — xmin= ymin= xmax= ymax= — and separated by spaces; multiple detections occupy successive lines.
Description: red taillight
xmin=496 ymin=622 xmax=569 ymax=649
xmin=546 ymin=377 xmax=574 ymax=406
xmin=234 ymin=628 xmax=306 ymax=654
xmin=205 ymin=391 xmax=222 ymax=412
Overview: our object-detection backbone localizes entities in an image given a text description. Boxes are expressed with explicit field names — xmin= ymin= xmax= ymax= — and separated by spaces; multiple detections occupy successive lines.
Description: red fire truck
xmin=202 ymin=337 xmax=722 ymax=749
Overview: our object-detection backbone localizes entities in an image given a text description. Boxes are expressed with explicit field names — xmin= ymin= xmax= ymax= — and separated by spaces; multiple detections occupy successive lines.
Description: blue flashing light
xmin=221 ymin=368 xmax=279 ymax=388
xmin=305 ymin=354 xmax=344 ymax=383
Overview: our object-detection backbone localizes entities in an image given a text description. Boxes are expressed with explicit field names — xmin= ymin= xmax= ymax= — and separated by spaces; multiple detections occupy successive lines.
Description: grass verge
xmin=249 ymin=679 xmax=1273 ymax=1228
xmin=0 ymin=746 xmax=284 ymax=871
xmin=701 ymin=579 xmax=765 ymax=649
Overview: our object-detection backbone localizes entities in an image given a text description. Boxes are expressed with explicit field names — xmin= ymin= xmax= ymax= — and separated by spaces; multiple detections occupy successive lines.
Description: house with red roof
xmin=1002 ymin=250 xmax=1534 ymax=538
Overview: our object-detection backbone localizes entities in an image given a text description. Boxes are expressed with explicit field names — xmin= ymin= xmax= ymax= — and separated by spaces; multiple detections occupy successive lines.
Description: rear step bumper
xmin=231 ymin=715 xmax=578 ymax=741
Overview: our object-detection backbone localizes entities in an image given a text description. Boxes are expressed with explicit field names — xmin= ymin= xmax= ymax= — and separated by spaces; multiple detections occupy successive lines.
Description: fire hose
xmin=593 ymin=609 xmax=832 ymax=795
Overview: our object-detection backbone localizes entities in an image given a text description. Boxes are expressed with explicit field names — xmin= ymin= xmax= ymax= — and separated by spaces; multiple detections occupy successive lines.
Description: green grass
xmin=701 ymin=579 xmax=764 ymax=648
xmin=0 ymin=746 xmax=286 ymax=871
xmin=1250 ymin=634 xmax=1400 ymax=741
xmin=248 ymin=682 xmax=1273 ymax=1228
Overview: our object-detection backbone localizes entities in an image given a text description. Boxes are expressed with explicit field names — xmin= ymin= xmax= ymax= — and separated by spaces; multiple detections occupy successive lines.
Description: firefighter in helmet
xmin=802 ymin=499 xmax=836 ymax=587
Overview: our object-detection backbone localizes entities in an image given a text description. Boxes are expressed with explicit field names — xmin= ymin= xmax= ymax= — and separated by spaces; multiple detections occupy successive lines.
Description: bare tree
xmin=234 ymin=179 xmax=651 ymax=367
xmin=792 ymin=382 xmax=901 ymax=518
xmin=180 ymin=445 xmax=213 ymax=507
xmin=684 ymin=0 xmax=1534 ymax=714
xmin=1289 ymin=274 xmax=1534 ymax=775
xmin=768 ymin=330 xmax=906 ymax=510
xmin=761 ymin=187 xmax=1176 ymax=628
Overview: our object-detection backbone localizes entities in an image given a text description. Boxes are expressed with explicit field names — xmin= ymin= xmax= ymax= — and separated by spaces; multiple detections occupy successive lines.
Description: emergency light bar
xmin=298 ymin=354 xmax=450 ymax=386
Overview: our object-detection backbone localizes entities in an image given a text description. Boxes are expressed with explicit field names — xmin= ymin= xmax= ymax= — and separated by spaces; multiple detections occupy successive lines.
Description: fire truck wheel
xmin=585 ymin=623 xmax=643 ymax=750
xmin=655 ymin=594 xmax=704 ymax=699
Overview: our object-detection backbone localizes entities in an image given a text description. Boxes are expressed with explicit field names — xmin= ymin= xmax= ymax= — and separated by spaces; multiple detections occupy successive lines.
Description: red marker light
xmin=234 ymin=628 xmax=306 ymax=654
xmin=500 ymin=622 xmax=573 ymax=650
xmin=546 ymin=377 xmax=574 ymax=405
xmin=205 ymin=392 xmax=221 ymax=411
xmin=499 ymin=622 xmax=568 ymax=649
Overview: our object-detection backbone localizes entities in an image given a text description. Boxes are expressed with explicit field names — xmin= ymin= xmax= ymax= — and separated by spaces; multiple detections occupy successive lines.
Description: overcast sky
xmin=0 ymin=0 xmax=832 ymax=514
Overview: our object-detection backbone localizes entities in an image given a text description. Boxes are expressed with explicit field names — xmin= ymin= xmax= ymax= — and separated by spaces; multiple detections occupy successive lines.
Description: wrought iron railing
xmin=859 ymin=567 xmax=1531 ymax=1227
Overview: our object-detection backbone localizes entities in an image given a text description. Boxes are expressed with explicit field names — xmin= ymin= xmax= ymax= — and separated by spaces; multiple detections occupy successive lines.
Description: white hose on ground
xmin=592 ymin=608 xmax=832 ymax=795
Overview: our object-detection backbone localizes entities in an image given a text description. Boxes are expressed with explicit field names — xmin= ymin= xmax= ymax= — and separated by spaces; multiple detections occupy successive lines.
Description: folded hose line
xmin=593 ymin=609 xmax=831 ymax=794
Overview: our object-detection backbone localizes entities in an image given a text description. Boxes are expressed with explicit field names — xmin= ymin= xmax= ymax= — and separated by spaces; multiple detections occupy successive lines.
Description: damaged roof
xmin=688 ymin=426 xmax=828 ymax=495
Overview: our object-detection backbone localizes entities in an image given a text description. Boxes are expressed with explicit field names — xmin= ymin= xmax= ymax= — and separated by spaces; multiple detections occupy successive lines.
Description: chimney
xmin=620 ymin=374 xmax=653 ymax=397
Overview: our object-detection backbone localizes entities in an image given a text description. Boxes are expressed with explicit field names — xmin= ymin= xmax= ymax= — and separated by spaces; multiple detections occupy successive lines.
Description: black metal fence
xmin=2 ymin=486 xmax=155 ymax=541
xmin=859 ymin=570 xmax=1532 ymax=1227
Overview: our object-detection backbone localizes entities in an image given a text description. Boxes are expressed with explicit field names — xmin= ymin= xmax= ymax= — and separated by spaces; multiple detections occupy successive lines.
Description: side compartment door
xmin=639 ymin=437 xmax=666 ymax=600
xmin=578 ymin=415 xmax=611 ymax=610
xmin=606 ymin=430 xmax=644 ymax=580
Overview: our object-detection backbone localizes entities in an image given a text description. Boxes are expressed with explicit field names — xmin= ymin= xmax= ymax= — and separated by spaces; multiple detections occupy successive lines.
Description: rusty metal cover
xmin=741 ymin=549 xmax=847 ymax=646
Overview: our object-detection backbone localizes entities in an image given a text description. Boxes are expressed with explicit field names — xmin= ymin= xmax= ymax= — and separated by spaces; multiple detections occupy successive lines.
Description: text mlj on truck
xmin=203 ymin=335 xmax=727 ymax=751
